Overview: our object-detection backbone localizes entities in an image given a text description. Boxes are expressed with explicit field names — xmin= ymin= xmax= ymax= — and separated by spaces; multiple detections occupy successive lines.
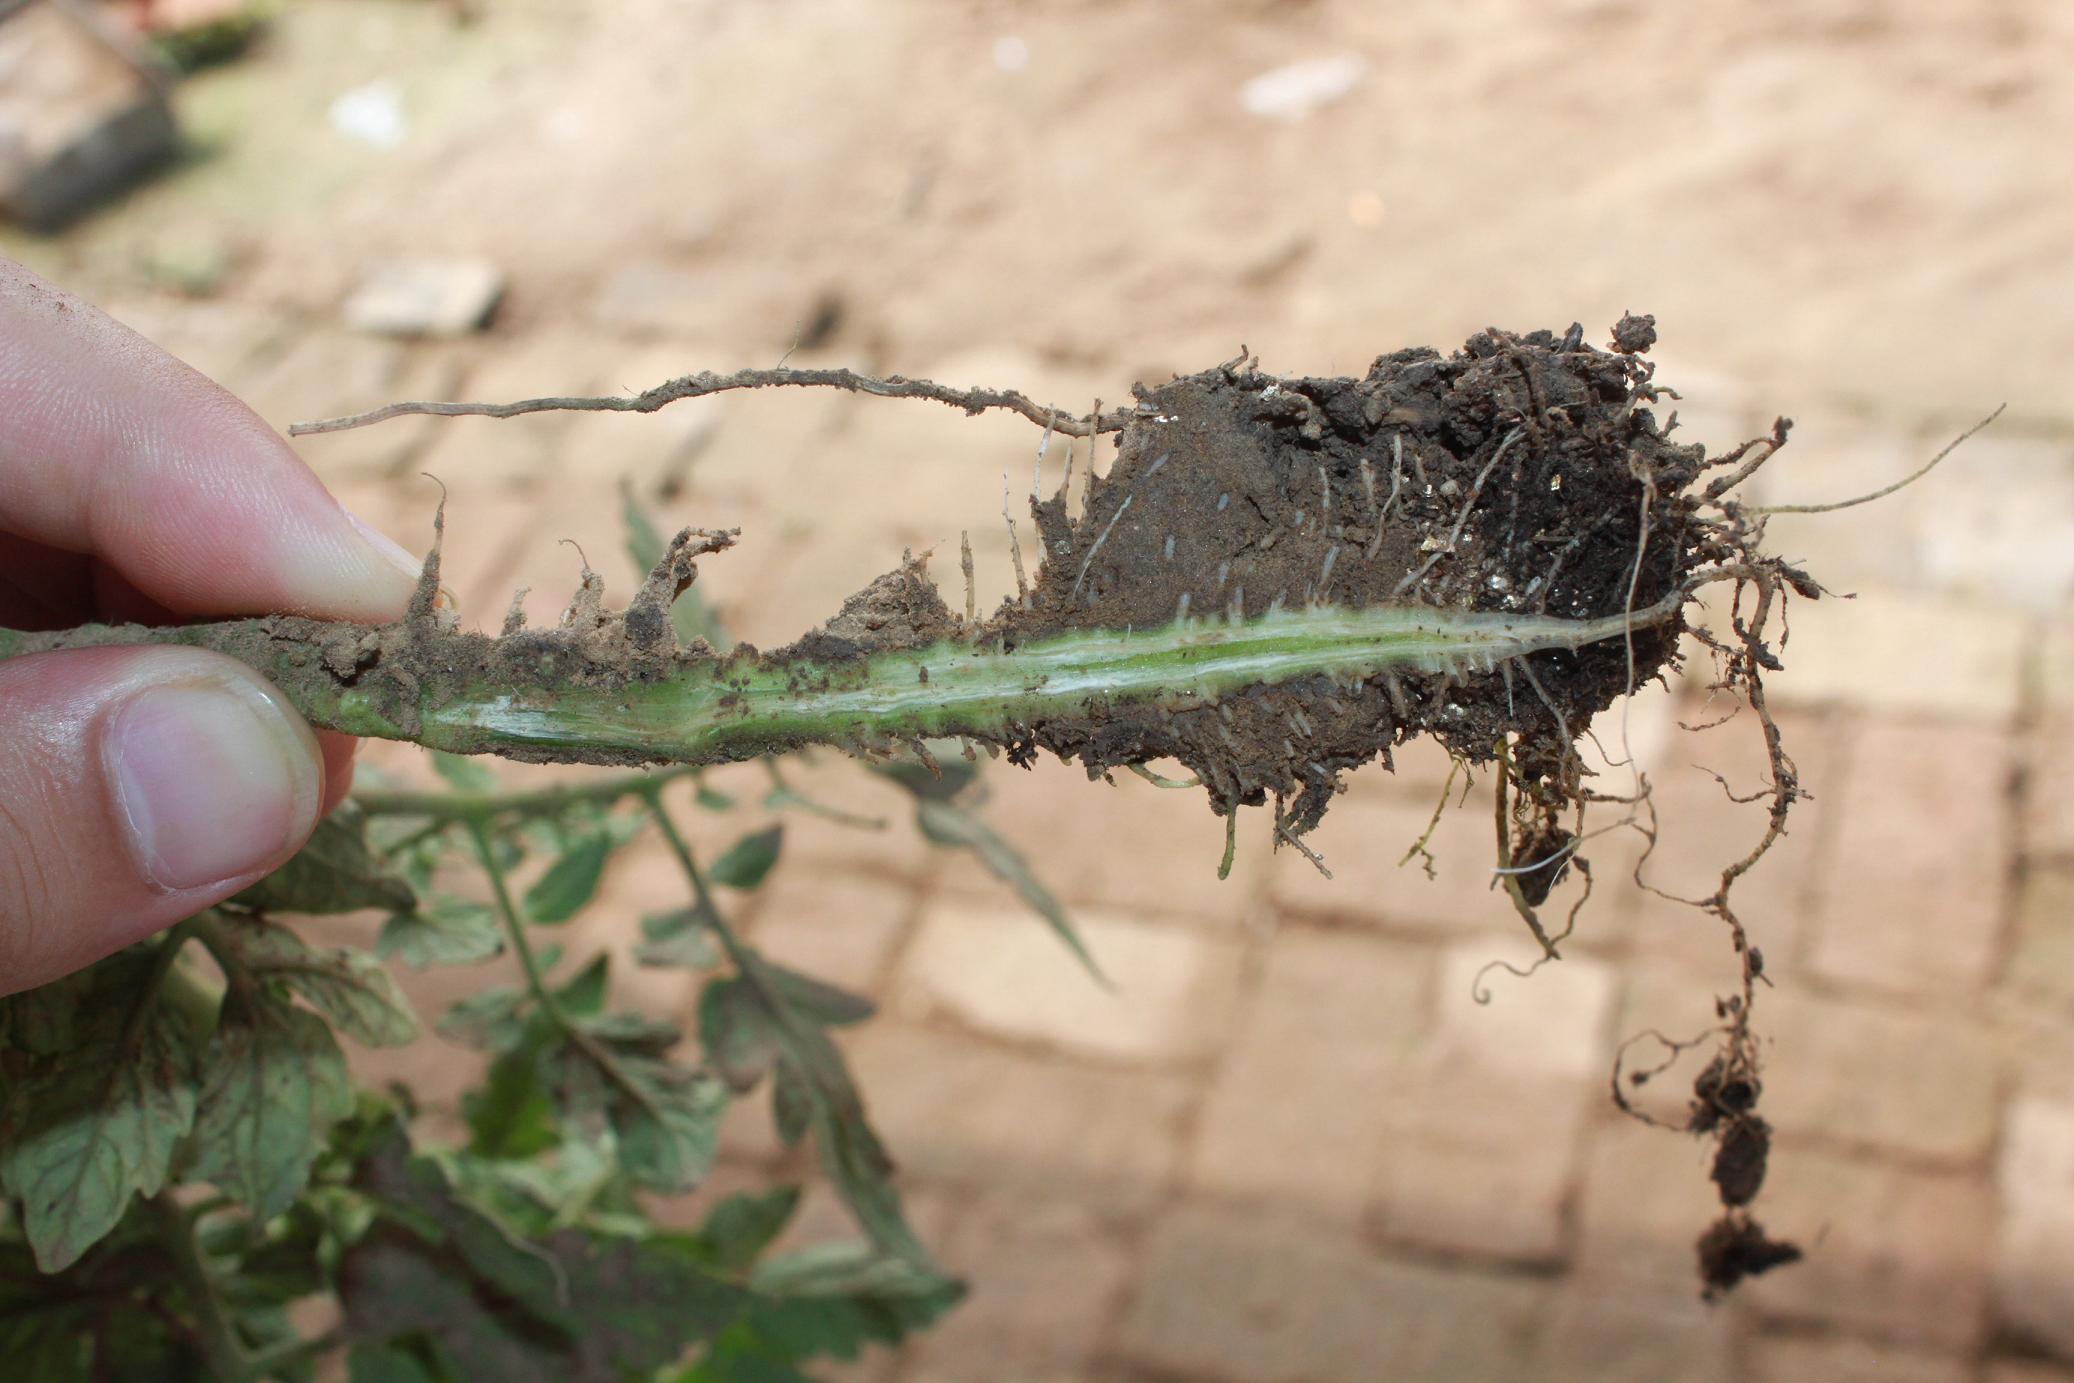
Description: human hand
xmin=0 ymin=258 xmax=421 ymax=995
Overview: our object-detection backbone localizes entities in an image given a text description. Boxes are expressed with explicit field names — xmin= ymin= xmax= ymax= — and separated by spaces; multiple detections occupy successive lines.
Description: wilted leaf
xmin=429 ymin=751 xmax=496 ymax=793
xmin=525 ymin=834 xmax=613 ymax=924
xmin=347 ymin=1343 xmax=439 ymax=1383
xmin=692 ymin=1188 xmax=802 ymax=1272
xmin=682 ymin=1242 xmax=962 ymax=1379
xmin=710 ymin=826 xmax=783 ymax=890
xmin=465 ymin=1036 xmax=557 ymax=1160
xmin=763 ymin=965 xmax=873 ymax=1027
xmin=555 ymin=954 xmax=611 ymax=1018
xmin=750 ymin=1240 xmax=955 ymax=1299
xmin=698 ymin=977 xmax=781 ymax=1091
xmin=437 ymin=987 xmax=529 ymax=1053
xmin=550 ymin=1033 xmax=727 ymax=1195
xmin=698 ymin=951 xmax=931 ymax=1266
xmin=346 ymin=1128 xmax=743 ymax=1379
xmin=379 ymin=898 xmax=503 ymax=969
xmin=634 ymin=906 xmax=720 ymax=969
xmin=0 ymin=951 xmax=199 ymax=1272
xmin=770 ymin=1065 xmax=812 ymax=1148
xmin=233 ymin=804 xmax=416 ymax=915
xmin=874 ymin=753 xmax=979 ymax=803
xmin=191 ymin=993 xmax=354 ymax=1220
xmin=209 ymin=916 xmax=418 ymax=1047
xmin=914 ymin=799 xmax=1103 ymax=982
xmin=613 ymin=1058 xmax=728 ymax=1193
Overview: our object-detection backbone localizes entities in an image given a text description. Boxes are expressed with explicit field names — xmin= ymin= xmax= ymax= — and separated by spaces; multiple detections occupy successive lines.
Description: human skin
xmin=0 ymin=257 xmax=421 ymax=995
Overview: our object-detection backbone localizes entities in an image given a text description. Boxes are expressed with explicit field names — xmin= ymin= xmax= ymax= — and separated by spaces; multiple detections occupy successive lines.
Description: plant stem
xmin=640 ymin=786 xmax=753 ymax=972
xmin=354 ymin=764 xmax=700 ymax=819
xmin=463 ymin=819 xmax=568 ymax=1026
xmin=243 ymin=1328 xmax=341 ymax=1379
xmin=0 ymin=596 xmax=1683 ymax=768
xmin=148 ymin=1193 xmax=246 ymax=1382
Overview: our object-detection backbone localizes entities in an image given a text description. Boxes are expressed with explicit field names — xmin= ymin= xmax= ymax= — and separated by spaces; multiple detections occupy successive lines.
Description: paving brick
xmin=1747 ymin=1335 xmax=1971 ymax=1383
xmin=1530 ymin=1286 xmax=1734 ymax=1383
xmin=1912 ymin=433 xmax=2074 ymax=614
xmin=1755 ymin=980 xmax=2001 ymax=1167
xmin=661 ymin=367 xmax=855 ymax=521
xmin=1369 ymin=1058 xmax=1594 ymax=1267
xmin=1759 ymin=588 xmax=2027 ymax=724
xmin=546 ymin=341 xmax=735 ymax=493
xmin=1743 ymin=413 xmax=1937 ymax=597
xmin=935 ymin=756 xmax=1268 ymax=931
xmin=243 ymin=330 xmax=462 ymax=480
xmin=1185 ymin=929 xmax=1433 ymax=1220
xmin=411 ymin=329 xmax=626 ymax=490
xmin=1268 ymin=781 xmax=1558 ymax=942
xmin=1118 ymin=1203 xmax=1543 ymax=1383
xmin=2004 ymin=863 xmax=2074 ymax=1013
xmin=750 ymin=868 xmax=917 ymax=999
xmin=845 ymin=1023 xmax=1191 ymax=1212
xmin=903 ymin=1194 xmax=1132 ymax=1381
xmin=1615 ymin=706 xmax=1839 ymax=979
xmin=2040 ymin=623 xmax=2074 ymax=715
xmin=1805 ymin=717 xmax=2013 ymax=999
xmin=897 ymin=1341 xmax=1088 ymax=1383
xmin=1993 ymin=1097 xmax=2074 ymax=1362
xmin=1987 ymin=1363 xmax=2074 ymax=1383
xmin=2022 ymin=714 xmax=2074 ymax=860
xmin=1572 ymin=1117 xmax=1725 ymax=1295
xmin=894 ymin=897 xmax=1244 ymax=1064
xmin=1357 ymin=937 xmax=1603 ymax=1264
xmin=343 ymin=256 xmax=505 ymax=338
xmin=1744 ymin=1142 xmax=1993 ymax=1352
xmin=755 ymin=753 xmax=939 ymax=885
xmin=1432 ymin=938 xmax=1618 ymax=1079
xmin=730 ymin=347 xmax=1096 ymax=650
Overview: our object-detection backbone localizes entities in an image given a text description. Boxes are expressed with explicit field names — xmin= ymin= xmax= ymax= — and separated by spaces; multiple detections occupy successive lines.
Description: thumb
xmin=0 ymin=645 xmax=326 ymax=996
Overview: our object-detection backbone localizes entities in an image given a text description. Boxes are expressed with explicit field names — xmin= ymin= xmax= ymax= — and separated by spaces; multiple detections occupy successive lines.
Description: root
xmin=289 ymin=364 xmax=1137 ymax=439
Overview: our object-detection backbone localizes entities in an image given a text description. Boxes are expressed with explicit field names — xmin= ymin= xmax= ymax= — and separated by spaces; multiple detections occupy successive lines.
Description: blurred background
xmin=8 ymin=1 xmax=2074 ymax=1379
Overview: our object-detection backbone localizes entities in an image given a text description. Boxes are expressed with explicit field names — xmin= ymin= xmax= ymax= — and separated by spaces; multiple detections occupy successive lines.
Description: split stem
xmin=0 ymin=596 xmax=1679 ymax=769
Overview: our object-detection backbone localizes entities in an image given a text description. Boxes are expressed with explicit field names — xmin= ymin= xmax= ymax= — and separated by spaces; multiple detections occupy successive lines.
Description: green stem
xmin=242 ymin=1328 xmax=340 ymax=1379
xmin=463 ymin=819 xmax=568 ymax=1026
xmin=149 ymin=1193 xmax=246 ymax=1382
xmin=641 ymin=787 xmax=753 ymax=972
xmin=0 ymin=595 xmax=1681 ymax=767
xmin=354 ymin=764 xmax=700 ymax=819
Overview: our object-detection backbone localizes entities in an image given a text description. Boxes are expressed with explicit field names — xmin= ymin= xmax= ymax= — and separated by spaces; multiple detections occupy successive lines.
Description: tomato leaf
xmin=709 ymin=826 xmax=783 ymax=890
xmin=190 ymin=992 xmax=354 ymax=1220
xmin=525 ymin=834 xmax=613 ymax=924
xmin=233 ymin=804 xmax=416 ymax=916
xmin=379 ymin=898 xmax=503 ymax=969
xmin=0 ymin=950 xmax=199 ymax=1272
xmin=913 ymin=799 xmax=1104 ymax=983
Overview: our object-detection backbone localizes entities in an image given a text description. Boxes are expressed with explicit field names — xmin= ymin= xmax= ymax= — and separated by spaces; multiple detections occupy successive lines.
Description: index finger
xmin=0 ymin=258 xmax=419 ymax=623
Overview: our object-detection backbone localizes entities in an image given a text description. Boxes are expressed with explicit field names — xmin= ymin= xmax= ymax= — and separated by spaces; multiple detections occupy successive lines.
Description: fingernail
xmin=347 ymin=511 xmax=425 ymax=586
xmin=102 ymin=676 xmax=322 ymax=893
